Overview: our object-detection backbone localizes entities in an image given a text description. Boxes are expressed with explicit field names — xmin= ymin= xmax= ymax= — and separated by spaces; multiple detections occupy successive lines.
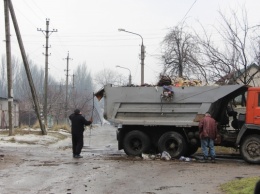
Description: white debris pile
xmin=161 ymin=151 xmax=171 ymax=161
xmin=179 ymin=156 xmax=192 ymax=162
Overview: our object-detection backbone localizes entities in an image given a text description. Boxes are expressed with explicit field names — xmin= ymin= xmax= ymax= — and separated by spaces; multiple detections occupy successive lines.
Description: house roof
xmin=234 ymin=63 xmax=259 ymax=78
xmin=216 ymin=63 xmax=260 ymax=85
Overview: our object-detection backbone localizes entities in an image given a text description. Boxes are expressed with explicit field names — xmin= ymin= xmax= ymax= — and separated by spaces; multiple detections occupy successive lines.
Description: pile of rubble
xmin=157 ymin=75 xmax=202 ymax=87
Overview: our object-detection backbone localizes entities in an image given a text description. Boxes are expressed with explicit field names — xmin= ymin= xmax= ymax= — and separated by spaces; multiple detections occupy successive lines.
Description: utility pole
xmin=4 ymin=0 xmax=13 ymax=135
xmin=64 ymin=52 xmax=72 ymax=123
xmin=37 ymin=19 xmax=57 ymax=128
xmin=8 ymin=0 xmax=47 ymax=134
xmin=141 ymin=42 xmax=145 ymax=85
xmin=118 ymin=29 xmax=145 ymax=85
xmin=72 ymin=74 xmax=75 ymax=89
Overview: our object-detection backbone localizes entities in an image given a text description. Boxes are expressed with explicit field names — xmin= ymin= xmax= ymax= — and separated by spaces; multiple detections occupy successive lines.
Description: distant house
xmin=0 ymin=97 xmax=19 ymax=129
xmin=216 ymin=64 xmax=260 ymax=86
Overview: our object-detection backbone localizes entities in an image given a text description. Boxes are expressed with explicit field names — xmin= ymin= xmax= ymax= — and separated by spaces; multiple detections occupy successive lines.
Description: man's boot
xmin=211 ymin=156 xmax=216 ymax=163
xmin=200 ymin=156 xmax=208 ymax=163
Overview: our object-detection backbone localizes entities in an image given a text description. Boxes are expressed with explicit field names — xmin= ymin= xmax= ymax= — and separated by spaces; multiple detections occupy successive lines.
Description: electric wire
xmin=179 ymin=0 xmax=198 ymax=24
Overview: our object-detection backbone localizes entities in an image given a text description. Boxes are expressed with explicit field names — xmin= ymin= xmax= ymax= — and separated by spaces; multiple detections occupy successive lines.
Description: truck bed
xmin=103 ymin=84 xmax=247 ymax=126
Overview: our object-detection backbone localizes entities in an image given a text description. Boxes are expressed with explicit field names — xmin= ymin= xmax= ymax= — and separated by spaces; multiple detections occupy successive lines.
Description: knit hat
xmin=74 ymin=109 xmax=80 ymax=114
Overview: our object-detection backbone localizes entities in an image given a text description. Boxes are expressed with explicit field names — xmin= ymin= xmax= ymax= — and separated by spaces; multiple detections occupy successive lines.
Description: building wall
xmin=0 ymin=98 xmax=19 ymax=128
xmin=236 ymin=66 xmax=260 ymax=86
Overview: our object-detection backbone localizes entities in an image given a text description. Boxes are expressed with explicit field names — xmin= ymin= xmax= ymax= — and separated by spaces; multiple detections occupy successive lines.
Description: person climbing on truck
xmin=199 ymin=112 xmax=218 ymax=163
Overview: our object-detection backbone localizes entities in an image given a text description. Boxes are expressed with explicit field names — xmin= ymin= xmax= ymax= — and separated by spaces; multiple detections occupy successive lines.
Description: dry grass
xmin=32 ymin=121 xmax=40 ymax=129
xmin=50 ymin=124 xmax=71 ymax=132
xmin=0 ymin=123 xmax=71 ymax=135
xmin=0 ymin=128 xmax=42 ymax=135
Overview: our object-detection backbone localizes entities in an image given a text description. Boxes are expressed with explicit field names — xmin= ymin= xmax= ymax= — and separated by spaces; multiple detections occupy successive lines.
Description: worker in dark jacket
xmin=69 ymin=109 xmax=92 ymax=158
xmin=199 ymin=112 xmax=217 ymax=163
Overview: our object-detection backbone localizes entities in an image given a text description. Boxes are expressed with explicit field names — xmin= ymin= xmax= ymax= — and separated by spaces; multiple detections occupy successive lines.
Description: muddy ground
xmin=0 ymin=124 xmax=259 ymax=194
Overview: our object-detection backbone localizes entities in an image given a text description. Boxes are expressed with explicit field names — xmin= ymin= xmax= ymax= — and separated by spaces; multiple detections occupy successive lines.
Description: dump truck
xmin=98 ymin=84 xmax=260 ymax=164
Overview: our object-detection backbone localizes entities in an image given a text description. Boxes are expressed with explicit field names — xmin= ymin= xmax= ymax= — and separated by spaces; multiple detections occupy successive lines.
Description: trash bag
xmin=142 ymin=153 xmax=150 ymax=160
xmin=142 ymin=153 xmax=157 ymax=160
xmin=161 ymin=151 xmax=171 ymax=161
xmin=179 ymin=156 xmax=191 ymax=162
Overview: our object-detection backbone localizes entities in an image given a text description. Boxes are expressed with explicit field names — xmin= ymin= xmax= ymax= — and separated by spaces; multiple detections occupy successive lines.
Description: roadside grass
xmin=51 ymin=124 xmax=71 ymax=132
xmin=0 ymin=127 xmax=42 ymax=136
xmin=220 ymin=177 xmax=260 ymax=194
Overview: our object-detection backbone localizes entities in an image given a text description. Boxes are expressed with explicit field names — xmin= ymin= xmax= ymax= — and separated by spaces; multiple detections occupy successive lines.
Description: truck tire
xmin=185 ymin=145 xmax=199 ymax=157
xmin=123 ymin=130 xmax=151 ymax=156
xmin=240 ymin=135 xmax=260 ymax=164
xmin=158 ymin=132 xmax=187 ymax=158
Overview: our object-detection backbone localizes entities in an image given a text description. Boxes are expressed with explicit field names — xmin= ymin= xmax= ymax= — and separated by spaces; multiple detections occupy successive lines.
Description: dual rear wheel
xmin=123 ymin=130 xmax=191 ymax=158
xmin=122 ymin=130 xmax=260 ymax=163
xmin=123 ymin=130 xmax=151 ymax=156
xmin=158 ymin=132 xmax=187 ymax=158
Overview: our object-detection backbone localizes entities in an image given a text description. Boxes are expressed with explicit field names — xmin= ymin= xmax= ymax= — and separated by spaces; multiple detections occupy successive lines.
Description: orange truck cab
xmin=234 ymin=87 xmax=260 ymax=163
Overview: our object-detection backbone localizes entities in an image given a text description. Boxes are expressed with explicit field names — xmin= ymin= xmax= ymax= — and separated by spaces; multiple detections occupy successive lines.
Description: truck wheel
xmin=240 ymin=135 xmax=260 ymax=164
xmin=158 ymin=132 xmax=187 ymax=158
xmin=123 ymin=130 xmax=151 ymax=156
xmin=185 ymin=145 xmax=199 ymax=157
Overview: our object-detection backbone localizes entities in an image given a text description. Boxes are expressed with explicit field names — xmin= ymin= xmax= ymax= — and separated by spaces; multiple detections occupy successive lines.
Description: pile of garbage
xmin=141 ymin=151 xmax=193 ymax=162
xmin=141 ymin=152 xmax=172 ymax=161
xmin=157 ymin=75 xmax=202 ymax=87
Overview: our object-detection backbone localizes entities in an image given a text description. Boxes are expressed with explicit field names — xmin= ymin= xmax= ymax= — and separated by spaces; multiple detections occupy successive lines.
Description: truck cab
xmin=233 ymin=87 xmax=260 ymax=163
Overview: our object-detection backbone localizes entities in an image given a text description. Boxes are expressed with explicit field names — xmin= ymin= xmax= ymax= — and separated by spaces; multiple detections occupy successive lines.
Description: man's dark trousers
xmin=72 ymin=132 xmax=83 ymax=156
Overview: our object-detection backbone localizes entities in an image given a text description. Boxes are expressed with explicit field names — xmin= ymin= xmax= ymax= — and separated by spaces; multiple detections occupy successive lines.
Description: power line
xmin=23 ymin=0 xmax=45 ymax=22
xmin=30 ymin=1 xmax=48 ymax=18
xmin=179 ymin=0 xmax=198 ymax=24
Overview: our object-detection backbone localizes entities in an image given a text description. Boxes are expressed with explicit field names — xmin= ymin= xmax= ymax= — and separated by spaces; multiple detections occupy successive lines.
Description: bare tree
xmin=253 ymin=38 xmax=260 ymax=65
xmin=67 ymin=62 xmax=94 ymax=119
xmin=161 ymin=23 xmax=206 ymax=81
xmin=198 ymin=8 xmax=260 ymax=85
xmin=94 ymin=68 xmax=127 ymax=89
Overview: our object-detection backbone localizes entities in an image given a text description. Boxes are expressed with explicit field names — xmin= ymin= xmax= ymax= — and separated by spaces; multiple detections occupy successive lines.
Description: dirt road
xmin=0 ymin=124 xmax=259 ymax=194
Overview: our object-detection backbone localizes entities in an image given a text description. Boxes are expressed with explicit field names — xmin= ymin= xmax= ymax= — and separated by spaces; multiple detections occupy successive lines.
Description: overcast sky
xmin=1 ymin=0 xmax=260 ymax=86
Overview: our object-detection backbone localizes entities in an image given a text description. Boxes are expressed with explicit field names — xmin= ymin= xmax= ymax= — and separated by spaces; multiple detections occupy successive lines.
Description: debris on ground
xmin=141 ymin=153 xmax=158 ymax=160
xmin=179 ymin=156 xmax=192 ymax=162
xmin=161 ymin=151 xmax=171 ymax=161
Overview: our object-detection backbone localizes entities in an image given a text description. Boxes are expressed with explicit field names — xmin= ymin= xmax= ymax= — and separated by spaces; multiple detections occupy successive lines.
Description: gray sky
xmin=1 ymin=0 xmax=260 ymax=85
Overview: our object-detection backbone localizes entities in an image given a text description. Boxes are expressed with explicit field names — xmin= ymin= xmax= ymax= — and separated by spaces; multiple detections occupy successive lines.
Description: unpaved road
xmin=0 ymin=124 xmax=259 ymax=194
